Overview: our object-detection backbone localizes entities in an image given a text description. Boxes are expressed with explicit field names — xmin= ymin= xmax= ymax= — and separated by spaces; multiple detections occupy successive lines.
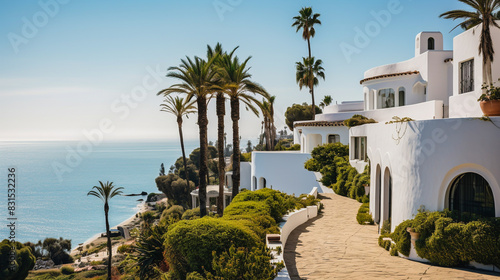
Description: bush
xmin=182 ymin=208 xmax=200 ymax=220
xmin=0 ymin=240 xmax=35 ymax=280
xmin=164 ymin=217 xmax=259 ymax=277
xmin=60 ymin=265 xmax=74 ymax=275
xmin=240 ymin=152 xmax=252 ymax=162
xmin=230 ymin=189 xmax=296 ymax=223
xmin=356 ymin=203 xmax=374 ymax=225
xmin=378 ymin=234 xmax=391 ymax=251
xmin=388 ymin=210 xmax=500 ymax=268
xmin=186 ymin=271 xmax=205 ymax=280
xmin=205 ymin=244 xmax=282 ymax=280
xmin=156 ymin=174 xmax=195 ymax=207
xmin=161 ymin=205 xmax=185 ymax=222
xmin=390 ymin=220 xmax=413 ymax=257
xmin=117 ymin=244 xmax=132 ymax=254
xmin=343 ymin=114 xmax=377 ymax=128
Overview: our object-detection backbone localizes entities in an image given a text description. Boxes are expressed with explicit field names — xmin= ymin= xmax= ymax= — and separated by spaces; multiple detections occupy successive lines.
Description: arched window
xmin=398 ymin=87 xmax=405 ymax=106
xmin=449 ymin=173 xmax=495 ymax=220
xmin=428 ymin=37 xmax=435 ymax=50
xmin=378 ymin=88 xmax=395 ymax=108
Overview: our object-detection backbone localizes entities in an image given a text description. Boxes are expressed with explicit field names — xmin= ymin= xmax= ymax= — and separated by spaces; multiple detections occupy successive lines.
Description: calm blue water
xmin=0 ymin=140 xmax=197 ymax=248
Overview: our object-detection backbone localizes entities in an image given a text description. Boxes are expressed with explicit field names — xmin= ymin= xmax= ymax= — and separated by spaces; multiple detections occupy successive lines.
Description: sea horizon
xmin=0 ymin=140 xmax=199 ymax=249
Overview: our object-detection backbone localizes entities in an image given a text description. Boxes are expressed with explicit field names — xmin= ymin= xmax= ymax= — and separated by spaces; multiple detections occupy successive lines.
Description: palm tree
xmin=219 ymin=54 xmax=268 ymax=198
xmin=440 ymin=0 xmax=500 ymax=85
xmin=259 ymin=96 xmax=277 ymax=151
xmin=319 ymin=95 xmax=333 ymax=109
xmin=160 ymin=95 xmax=196 ymax=190
xmin=87 ymin=181 xmax=123 ymax=280
xmin=296 ymin=56 xmax=325 ymax=117
xmin=207 ymin=43 xmax=237 ymax=216
xmin=292 ymin=7 xmax=321 ymax=115
xmin=158 ymin=55 xmax=219 ymax=217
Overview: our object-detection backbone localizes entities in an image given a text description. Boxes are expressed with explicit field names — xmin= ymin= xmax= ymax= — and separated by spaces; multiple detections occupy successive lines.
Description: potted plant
xmin=478 ymin=79 xmax=500 ymax=116
xmin=406 ymin=227 xmax=420 ymax=247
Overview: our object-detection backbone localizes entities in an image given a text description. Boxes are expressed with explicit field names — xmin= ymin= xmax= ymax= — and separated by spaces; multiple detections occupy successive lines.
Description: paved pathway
xmin=284 ymin=193 xmax=500 ymax=280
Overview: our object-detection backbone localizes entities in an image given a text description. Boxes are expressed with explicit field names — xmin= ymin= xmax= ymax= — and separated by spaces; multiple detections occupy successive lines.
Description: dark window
xmin=449 ymin=173 xmax=495 ymax=221
xmin=398 ymin=87 xmax=405 ymax=106
xmin=352 ymin=137 xmax=367 ymax=161
xmin=428 ymin=37 xmax=435 ymax=50
xmin=460 ymin=59 xmax=474 ymax=93
xmin=328 ymin=134 xmax=340 ymax=144
xmin=378 ymin=88 xmax=395 ymax=108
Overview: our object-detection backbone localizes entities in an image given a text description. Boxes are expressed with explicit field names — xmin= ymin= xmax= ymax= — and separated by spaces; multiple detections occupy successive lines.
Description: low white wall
xmin=240 ymin=162 xmax=252 ymax=190
xmin=280 ymin=205 xmax=319 ymax=251
xmin=308 ymin=187 xmax=318 ymax=198
xmin=251 ymin=151 xmax=319 ymax=196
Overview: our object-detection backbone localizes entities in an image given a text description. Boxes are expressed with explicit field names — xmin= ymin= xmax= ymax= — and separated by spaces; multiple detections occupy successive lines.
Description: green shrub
xmin=390 ymin=220 xmax=413 ymax=257
xmin=117 ymin=244 xmax=132 ymax=254
xmin=230 ymin=189 xmax=296 ymax=223
xmin=205 ymin=244 xmax=282 ymax=280
xmin=287 ymin=144 xmax=301 ymax=151
xmin=343 ymin=114 xmax=377 ymax=128
xmin=182 ymin=208 xmax=200 ymax=220
xmin=60 ymin=265 xmax=74 ymax=275
xmin=161 ymin=205 xmax=185 ymax=222
xmin=378 ymin=234 xmax=391 ymax=251
xmin=0 ymin=239 xmax=36 ymax=280
xmin=356 ymin=203 xmax=374 ymax=225
xmin=164 ymin=217 xmax=259 ymax=277
xmin=240 ymin=152 xmax=252 ymax=162
xmin=223 ymin=214 xmax=280 ymax=240
xmin=186 ymin=271 xmax=205 ymax=280
xmin=295 ymin=194 xmax=320 ymax=209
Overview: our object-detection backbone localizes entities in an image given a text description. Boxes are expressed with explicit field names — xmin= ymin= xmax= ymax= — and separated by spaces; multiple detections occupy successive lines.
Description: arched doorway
xmin=252 ymin=176 xmax=257 ymax=191
xmin=259 ymin=177 xmax=266 ymax=189
xmin=375 ymin=165 xmax=382 ymax=224
xmin=383 ymin=168 xmax=392 ymax=223
xmin=448 ymin=172 xmax=495 ymax=220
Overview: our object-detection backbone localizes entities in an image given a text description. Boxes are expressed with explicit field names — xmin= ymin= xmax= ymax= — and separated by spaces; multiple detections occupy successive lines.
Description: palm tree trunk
xmin=197 ymin=97 xmax=208 ymax=217
xmin=307 ymin=37 xmax=315 ymax=117
xmin=104 ymin=204 xmax=111 ymax=280
xmin=177 ymin=118 xmax=190 ymax=204
xmin=216 ymin=93 xmax=225 ymax=216
xmin=231 ymin=96 xmax=240 ymax=198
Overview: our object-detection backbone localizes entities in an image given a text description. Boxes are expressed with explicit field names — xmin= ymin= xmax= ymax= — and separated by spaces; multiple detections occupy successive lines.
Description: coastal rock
xmin=33 ymin=259 xmax=55 ymax=270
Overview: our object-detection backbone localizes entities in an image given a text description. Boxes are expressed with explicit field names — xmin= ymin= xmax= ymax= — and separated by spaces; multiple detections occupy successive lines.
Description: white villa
xmin=247 ymin=22 xmax=500 ymax=251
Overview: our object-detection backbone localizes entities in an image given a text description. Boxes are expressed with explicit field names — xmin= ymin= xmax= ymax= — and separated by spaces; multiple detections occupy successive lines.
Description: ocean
xmin=0 ymin=140 xmax=197 ymax=249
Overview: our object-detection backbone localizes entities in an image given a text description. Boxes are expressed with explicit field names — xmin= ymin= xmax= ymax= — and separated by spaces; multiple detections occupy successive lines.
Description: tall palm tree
xmin=160 ymin=95 xmax=196 ymax=189
xmin=296 ymin=56 xmax=325 ymax=115
xmin=292 ymin=7 xmax=321 ymax=115
xmin=440 ymin=0 xmax=500 ymax=85
xmin=87 ymin=181 xmax=123 ymax=280
xmin=219 ymin=54 xmax=268 ymax=198
xmin=207 ymin=43 xmax=237 ymax=216
xmin=158 ymin=56 xmax=219 ymax=217
xmin=259 ymin=96 xmax=277 ymax=151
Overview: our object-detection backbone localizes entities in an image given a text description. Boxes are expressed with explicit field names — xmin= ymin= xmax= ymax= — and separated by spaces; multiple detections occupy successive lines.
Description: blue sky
xmin=0 ymin=0 xmax=469 ymax=142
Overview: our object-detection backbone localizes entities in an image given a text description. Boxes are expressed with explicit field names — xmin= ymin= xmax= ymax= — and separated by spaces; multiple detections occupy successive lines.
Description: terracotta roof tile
xmin=360 ymin=71 xmax=419 ymax=84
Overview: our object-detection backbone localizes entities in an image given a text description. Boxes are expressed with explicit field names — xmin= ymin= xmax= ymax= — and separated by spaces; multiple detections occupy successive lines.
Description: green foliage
xmin=388 ymin=210 xmax=500 ymax=268
xmin=284 ymin=103 xmax=322 ymax=131
xmin=0 ymin=240 xmax=35 ymax=280
xmin=173 ymin=157 xmax=200 ymax=186
xmin=189 ymin=146 xmax=218 ymax=168
xmin=161 ymin=205 xmax=185 ymax=222
xmin=60 ymin=266 xmax=74 ymax=275
xmin=287 ymin=144 xmax=301 ymax=151
xmin=182 ymin=208 xmax=201 ymax=220
xmin=156 ymin=174 xmax=195 ymax=207
xmin=356 ymin=203 xmax=374 ymax=225
xmin=240 ymin=152 xmax=252 ymax=162
xmin=117 ymin=244 xmax=133 ymax=254
xmin=186 ymin=271 xmax=205 ymax=280
xmin=390 ymin=220 xmax=413 ymax=257
xmin=343 ymin=114 xmax=377 ymax=128
xmin=378 ymin=234 xmax=391 ymax=251
xmin=230 ymin=188 xmax=296 ymax=223
xmin=133 ymin=224 xmax=169 ymax=279
xmin=205 ymin=245 xmax=281 ymax=280
xmin=164 ymin=217 xmax=259 ymax=277
xmin=478 ymin=80 xmax=500 ymax=101
xmin=295 ymin=194 xmax=320 ymax=209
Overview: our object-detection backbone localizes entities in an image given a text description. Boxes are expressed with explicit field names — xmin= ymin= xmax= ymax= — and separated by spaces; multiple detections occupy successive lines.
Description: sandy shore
xmin=70 ymin=201 xmax=153 ymax=255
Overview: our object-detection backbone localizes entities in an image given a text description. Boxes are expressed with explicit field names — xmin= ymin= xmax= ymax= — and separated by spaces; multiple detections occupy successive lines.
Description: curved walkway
xmin=284 ymin=193 xmax=500 ymax=280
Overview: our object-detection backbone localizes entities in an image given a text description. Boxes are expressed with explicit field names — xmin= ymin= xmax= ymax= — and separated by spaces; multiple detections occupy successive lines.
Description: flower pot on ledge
xmin=480 ymin=100 xmax=500 ymax=116
xmin=407 ymin=227 xmax=421 ymax=247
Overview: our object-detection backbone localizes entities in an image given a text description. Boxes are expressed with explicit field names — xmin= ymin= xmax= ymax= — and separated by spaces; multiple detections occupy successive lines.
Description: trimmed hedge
xmin=230 ymin=189 xmax=296 ymax=223
xmin=343 ymin=114 xmax=377 ymax=128
xmin=388 ymin=211 xmax=500 ymax=268
xmin=164 ymin=217 xmax=259 ymax=278
xmin=356 ymin=203 xmax=374 ymax=225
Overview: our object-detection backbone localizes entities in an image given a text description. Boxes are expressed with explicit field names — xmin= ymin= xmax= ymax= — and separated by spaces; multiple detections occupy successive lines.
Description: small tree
xmin=87 ymin=181 xmax=123 ymax=280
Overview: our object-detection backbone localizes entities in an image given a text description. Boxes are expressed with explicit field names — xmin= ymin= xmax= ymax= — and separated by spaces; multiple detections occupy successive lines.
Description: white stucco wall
xmin=240 ymin=162 xmax=252 ymax=190
xmin=350 ymin=117 xmax=500 ymax=232
xmin=294 ymin=126 xmax=349 ymax=153
xmin=251 ymin=151 xmax=320 ymax=196
xmin=450 ymin=21 xmax=500 ymax=118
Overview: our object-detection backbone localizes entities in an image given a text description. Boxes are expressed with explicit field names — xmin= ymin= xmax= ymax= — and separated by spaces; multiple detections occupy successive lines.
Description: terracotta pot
xmin=408 ymin=230 xmax=421 ymax=247
xmin=480 ymin=100 xmax=500 ymax=116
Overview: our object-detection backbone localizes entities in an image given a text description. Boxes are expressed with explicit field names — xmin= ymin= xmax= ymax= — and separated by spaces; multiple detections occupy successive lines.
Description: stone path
xmin=284 ymin=193 xmax=500 ymax=280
